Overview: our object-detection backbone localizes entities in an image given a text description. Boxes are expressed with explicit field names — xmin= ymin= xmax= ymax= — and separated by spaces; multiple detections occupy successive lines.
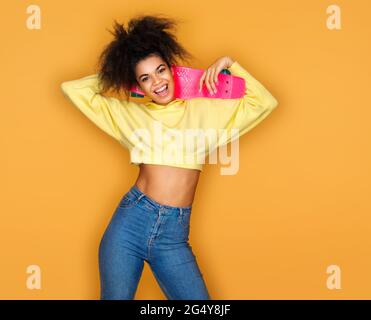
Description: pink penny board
xmin=130 ymin=65 xmax=246 ymax=99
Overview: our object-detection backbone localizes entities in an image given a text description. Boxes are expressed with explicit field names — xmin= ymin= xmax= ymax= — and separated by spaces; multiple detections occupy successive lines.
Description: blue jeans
xmin=98 ymin=184 xmax=211 ymax=300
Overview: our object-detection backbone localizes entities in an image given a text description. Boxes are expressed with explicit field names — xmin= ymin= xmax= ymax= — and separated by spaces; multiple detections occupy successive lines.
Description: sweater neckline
xmin=144 ymin=98 xmax=183 ymax=110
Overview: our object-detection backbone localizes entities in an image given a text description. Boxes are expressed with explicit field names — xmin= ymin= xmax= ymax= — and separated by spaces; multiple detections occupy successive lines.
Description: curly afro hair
xmin=95 ymin=14 xmax=194 ymax=99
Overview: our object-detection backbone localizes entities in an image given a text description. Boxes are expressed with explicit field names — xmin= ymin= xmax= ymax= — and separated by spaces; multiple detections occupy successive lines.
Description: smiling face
xmin=135 ymin=54 xmax=175 ymax=105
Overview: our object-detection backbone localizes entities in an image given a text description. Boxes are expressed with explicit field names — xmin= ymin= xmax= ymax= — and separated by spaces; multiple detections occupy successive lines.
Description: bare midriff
xmin=134 ymin=164 xmax=201 ymax=208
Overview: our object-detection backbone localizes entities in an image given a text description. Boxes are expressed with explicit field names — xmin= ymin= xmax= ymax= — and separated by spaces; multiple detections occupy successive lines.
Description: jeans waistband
xmin=128 ymin=183 xmax=193 ymax=213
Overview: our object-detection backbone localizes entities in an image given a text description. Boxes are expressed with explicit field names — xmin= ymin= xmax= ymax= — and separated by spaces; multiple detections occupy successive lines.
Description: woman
xmin=61 ymin=14 xmax=278 ymax=300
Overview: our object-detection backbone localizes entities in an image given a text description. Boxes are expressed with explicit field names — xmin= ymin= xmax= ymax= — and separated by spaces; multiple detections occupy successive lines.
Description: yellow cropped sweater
xmin=60 ymin=61 xmax=278 ymax=171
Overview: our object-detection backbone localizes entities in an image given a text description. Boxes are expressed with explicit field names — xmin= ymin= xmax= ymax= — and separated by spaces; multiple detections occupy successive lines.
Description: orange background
xmin=1 ymin=0 xmax=371 ymax=299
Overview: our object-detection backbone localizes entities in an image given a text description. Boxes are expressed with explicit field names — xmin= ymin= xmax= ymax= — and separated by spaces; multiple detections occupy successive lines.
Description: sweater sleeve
xmin=60 ymin=74 xmax=129 ymax=142
xmin=201 ymin=61 xmax=279 ymax=148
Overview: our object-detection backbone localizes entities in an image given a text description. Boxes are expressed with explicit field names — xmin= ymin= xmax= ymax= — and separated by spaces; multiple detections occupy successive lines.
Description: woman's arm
xmin=226 ymin=60 xmax=279 ymax=136
xmin=60 ymin=74 xmax=128 ymax=142
xmin=191 ymin=58 xmax=279 ymax=148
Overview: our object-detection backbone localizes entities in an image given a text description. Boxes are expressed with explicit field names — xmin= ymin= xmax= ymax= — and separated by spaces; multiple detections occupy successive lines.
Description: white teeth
xmin=155 ymin=85 xmax=167 ymax=94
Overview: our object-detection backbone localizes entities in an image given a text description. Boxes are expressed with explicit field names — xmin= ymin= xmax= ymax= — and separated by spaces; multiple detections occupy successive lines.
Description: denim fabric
xmin=98 ymin=184 xmax=211 ymax=300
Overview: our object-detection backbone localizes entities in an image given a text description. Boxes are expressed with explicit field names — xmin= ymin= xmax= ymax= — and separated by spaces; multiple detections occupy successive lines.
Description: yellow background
xmin=1 ymin=0 xmax=371 ymax=299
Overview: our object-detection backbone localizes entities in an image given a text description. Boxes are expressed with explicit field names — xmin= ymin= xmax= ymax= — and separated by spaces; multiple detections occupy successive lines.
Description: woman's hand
xmin=199 ymin=56 xmax=235 ymax=94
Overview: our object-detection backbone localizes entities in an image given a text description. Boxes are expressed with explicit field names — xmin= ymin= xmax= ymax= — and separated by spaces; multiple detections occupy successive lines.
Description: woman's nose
xmin=152 ymin=74 xmax=163 ymax=84
xmin=153 ymin=79 xmax=160 ymax=86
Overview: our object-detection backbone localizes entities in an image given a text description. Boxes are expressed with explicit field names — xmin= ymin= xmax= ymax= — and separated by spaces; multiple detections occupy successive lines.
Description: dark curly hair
xmin=95 ymin=14 xmax=194 ymax=99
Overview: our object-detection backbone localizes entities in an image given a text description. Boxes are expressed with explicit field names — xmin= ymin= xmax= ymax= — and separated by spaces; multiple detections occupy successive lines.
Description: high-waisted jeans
xmin=98 ymin=184 xmax=211 ymax=300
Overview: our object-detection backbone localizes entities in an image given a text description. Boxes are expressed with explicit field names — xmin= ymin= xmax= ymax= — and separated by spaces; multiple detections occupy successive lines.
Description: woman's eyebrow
xmin=139 ymin=64 xmax=165 ymax=80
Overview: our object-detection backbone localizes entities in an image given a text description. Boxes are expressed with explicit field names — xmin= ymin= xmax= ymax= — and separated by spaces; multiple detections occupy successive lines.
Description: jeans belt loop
xmin=137 ymin=194 xmax=145 ymax=202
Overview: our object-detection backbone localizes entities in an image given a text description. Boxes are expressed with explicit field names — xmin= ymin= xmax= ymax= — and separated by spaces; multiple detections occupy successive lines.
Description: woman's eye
xmin=141 ymin=69 xmax=164 ymax=82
